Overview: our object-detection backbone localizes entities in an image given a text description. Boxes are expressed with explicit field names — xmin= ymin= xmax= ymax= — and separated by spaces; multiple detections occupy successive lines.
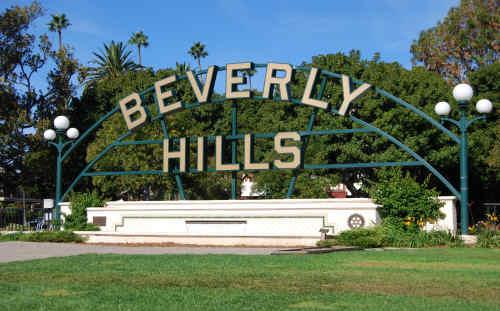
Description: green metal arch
xmin=59 ymin=64 xmax=460 ymax=201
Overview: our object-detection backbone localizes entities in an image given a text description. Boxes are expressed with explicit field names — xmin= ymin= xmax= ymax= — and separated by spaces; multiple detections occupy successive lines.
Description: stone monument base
xmin=67 ymin=197 xmax=456 ymax=247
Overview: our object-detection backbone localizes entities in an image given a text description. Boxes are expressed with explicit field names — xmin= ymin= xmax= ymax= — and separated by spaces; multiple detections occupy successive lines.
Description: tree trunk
xmin=138 ymin=45 xmax=142 ymax=66
xmin=58 ymin=31 xmax=62 ymax=51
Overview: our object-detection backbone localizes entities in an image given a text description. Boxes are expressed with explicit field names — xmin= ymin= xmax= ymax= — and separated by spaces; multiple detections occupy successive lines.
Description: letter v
xmin=186 ymin=66 xmax=217 ymax=103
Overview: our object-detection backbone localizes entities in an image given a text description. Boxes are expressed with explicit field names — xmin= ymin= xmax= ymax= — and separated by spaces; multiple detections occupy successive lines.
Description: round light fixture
xmin=43 ymin=129 xmax=56 ymax=141
xmin=434 ymin=101 xmax=451 ymax=116
xmin=54 ymin=115 xmax=70 ymax=130
xmin=452 ymin=83 xmax=473 ymax=102
xmin=66 ymin=127 xmax=80 ymax=139
xmin=475 ymin=99 xmax=493 ymax=114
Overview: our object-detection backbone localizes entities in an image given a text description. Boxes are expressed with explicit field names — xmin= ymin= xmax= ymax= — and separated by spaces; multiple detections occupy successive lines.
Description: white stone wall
xmin=75 ymin=196 xmax=457 ymax=246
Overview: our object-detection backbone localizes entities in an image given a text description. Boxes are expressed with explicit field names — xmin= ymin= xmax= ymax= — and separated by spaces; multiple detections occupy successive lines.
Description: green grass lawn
xmin=0 ymin=248 xmax=499 ymax=310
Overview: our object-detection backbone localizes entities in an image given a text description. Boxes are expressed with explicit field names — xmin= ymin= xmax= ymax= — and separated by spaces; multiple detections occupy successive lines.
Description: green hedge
xmin=0 ymin=231 xmax=84 ymax=243
xmin=318 ymin=226 xmax=464 ymax=248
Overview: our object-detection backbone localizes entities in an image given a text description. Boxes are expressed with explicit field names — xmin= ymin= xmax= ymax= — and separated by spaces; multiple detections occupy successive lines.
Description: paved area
xmin=0 ymin=242 xmax=280 ymax=263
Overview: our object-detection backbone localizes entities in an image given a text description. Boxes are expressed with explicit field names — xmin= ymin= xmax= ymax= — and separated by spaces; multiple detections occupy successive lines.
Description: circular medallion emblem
xmin=347 ymin=214 xmax=365 ymax=229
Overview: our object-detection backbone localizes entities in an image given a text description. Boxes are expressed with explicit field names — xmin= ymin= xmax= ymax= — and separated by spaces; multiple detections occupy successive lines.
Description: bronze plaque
xmin=92 ymin=216 xmax=106 ymax=226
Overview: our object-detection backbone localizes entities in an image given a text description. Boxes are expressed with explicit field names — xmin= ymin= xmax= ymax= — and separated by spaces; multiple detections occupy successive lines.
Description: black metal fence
xmin=0 ymin=207 xmax=51 ymax=231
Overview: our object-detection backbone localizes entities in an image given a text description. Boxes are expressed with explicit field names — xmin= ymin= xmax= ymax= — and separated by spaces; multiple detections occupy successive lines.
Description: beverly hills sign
xmin=118 ymin=62 xmax=371 ymax=174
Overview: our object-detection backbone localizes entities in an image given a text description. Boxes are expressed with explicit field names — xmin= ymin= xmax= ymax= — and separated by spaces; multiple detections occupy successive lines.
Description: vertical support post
xmin=458 ymin=105 xmax=469 ymax=235
xmin=286 ymin=76 xmax=327 ymax=198
xmin=231 ymin=101 xmax=238 ymax=199
xmin=54 ymin=135 xmax=63 ymax=227
xmin=175 ymin=174 xmax=185 ymax=200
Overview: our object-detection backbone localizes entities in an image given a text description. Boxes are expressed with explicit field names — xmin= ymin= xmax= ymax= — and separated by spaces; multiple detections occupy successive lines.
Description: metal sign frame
xmin=51 ymin=63 xmax=471 ymax=231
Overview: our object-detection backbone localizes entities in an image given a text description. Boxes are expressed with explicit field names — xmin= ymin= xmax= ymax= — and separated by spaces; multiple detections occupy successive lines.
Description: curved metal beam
xmin=60 ymin=63 xmax=460 ymax=201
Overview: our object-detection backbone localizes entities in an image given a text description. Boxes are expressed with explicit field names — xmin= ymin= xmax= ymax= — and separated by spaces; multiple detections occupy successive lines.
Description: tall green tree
xmin=0 ymin=2 xmax=49 ymax=197
xmin=80 ymin=52 xmax=496 ymax=203
xmin=410 ymin=0 xmax=499 ymax=83
xmin=188 ymin=42 xmax=208 ymax=72
xmin=84 ymin=41 xmax=139 ymax=83
xmin=1 ymin=2 xmax=81 ymax=198
xmin=128 ymin=30 xmax=149 ymax=66
xmin=47 ymin=13 xmax=70 ymax=51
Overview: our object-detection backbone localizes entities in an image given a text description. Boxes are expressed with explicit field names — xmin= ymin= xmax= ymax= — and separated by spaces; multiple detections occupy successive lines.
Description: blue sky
xmin=3 ymin=0 xmax=457 ymax=90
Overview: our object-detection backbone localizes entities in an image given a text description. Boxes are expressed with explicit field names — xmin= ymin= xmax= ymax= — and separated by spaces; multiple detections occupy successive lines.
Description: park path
xmin=0 ymin=242 xmax=279 ymax=263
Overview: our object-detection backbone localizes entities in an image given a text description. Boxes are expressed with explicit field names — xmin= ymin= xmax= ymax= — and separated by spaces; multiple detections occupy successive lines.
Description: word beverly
xmin=118 ymin=62 xmax=372 ymax=173
xmin=119 ymin=62 xmax=372 ymax=130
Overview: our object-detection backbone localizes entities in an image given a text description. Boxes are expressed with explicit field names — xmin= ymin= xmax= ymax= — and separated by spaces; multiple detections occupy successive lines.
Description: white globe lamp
xmin=434 ymin=101 xmax=451 ymax=116
xmin=66 ymin=127 xmax=79 ymax=139
xmin=54 ymin=116 xmax=70 ymax=130
xmin=475 ymin=99 xmax=493 ymax=114
xmin=452 ymin=83 xmax=473 ymax=102
xmin=43 ymin=129 xmax=56 ymax=141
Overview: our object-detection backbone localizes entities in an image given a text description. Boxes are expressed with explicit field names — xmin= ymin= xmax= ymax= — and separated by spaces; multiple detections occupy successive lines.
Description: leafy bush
xmin=476 ymin=230 xmax=500 ymax=248
xmin=316 ymin=239 xmax=337 ymax=248
xmin=0 ymin=231 xmax=84 ymax=243
xmin=335 ymin=227 xmax=385 ymax=248
xmin=64 ymin=192 xmax=103 ymax=230
xmin=382 ymin=228 xmax=463 ymax=248
xmin=319 ymin=225 xmax=463 ymax=249
xmin=368 ymin=169 xmax=444 ymax=230
xmin=0 ymin=232 xmax=22 ymax=241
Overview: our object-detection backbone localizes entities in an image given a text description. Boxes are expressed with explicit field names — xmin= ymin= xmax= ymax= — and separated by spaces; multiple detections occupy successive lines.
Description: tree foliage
xmin=128 ymin=30 xmax=149 ymax=66
xmin=47 ymin=13 xmax=70 ymax=51
xmin=79 ymin=51 xmax=497 ymax=202
xmin=411 ymin=0 xmax=499 ymax=83
xmin=0 ymin=2 xmax=80 ymax=198
xmin=368 ymin=169 xmax=444 ymax=229
xmin=188 ymin=42 xmax=208 ymax=71
xmin=83 ymin=41 xmax=139 ymax=84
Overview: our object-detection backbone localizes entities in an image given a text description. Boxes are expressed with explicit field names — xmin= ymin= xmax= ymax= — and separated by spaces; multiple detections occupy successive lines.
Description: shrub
xmin=64 ymin=192 xmax=103 ymax=230
xmin=476 ymin=229 xmax=500 ymax=248
xmin=368 ymin=169 xmax=444 ymax=230
xmin=382 ymin=228 xmax=463 ymax=248
xmin=335 ymin=227 xmax=385 ymax=248
xmin=0 ymin=231 xmax=84 ymax=243
xmin=316 ymin=239 xmax=337 ymax=248
xmin=318 ymin=225 xmax=463 ymax=249
xmin=0 ymin=232 xmax=22 ymax=241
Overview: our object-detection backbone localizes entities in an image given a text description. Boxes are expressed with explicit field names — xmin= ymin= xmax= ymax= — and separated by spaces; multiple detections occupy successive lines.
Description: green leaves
xmin=368 ymin=169 xmax=444 ymax=228
xmin=410 ymin=0 xmax=499 ymax=83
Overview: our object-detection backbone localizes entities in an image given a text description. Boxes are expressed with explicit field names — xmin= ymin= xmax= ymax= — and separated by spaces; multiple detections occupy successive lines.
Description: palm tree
xmin=86 ymin=41 xmax=139 ymax=83
xmin=128 ymin=31 xmax=149 ymax=66
xmin=48 ymin=14 xmax=70 ymax=50
xmin=188 ymin=42 xmax=208 ymax=72
xmin=175 ymin=62 xmax=190 ymax=74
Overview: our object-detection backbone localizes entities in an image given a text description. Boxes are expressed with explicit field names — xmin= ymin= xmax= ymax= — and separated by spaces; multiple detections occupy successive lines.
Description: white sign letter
xmin=226 ymin=62 xmax=252 ymax=99
xmin=119 ymin=92 xmax=147 ymax=130
xmin=301 ymin=67 xmax=328 ymax=110
xmin=274 ymin=132 xmax=301 ymax=169
xmin=338 ymin=75 xmax=371 ymax=115
xmin=262 ymin=63 xmax=293 ymax=101
xmin=187 ymin=66 xmax=217 ymax=103
xmin=163 ymin=138 xmax=187 ymax=173
xmin=155 ymin=75 xmax=182 ymax=115
xmin=244 ymin=134 xmax=269 ymax=170
xmin=215 ymin=136 xmax=240 ymax=171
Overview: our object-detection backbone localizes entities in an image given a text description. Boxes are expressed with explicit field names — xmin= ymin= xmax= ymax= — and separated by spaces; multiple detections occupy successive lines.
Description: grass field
xmin=0 ymin=248 xmax=499 ymax=310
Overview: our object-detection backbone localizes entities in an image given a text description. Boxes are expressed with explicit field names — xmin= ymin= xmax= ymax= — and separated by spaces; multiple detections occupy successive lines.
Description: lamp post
xmin=434 ymin=84 xmax=493 ymax=235
xmin=43 ymin=116 xmax=79 ymax=227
